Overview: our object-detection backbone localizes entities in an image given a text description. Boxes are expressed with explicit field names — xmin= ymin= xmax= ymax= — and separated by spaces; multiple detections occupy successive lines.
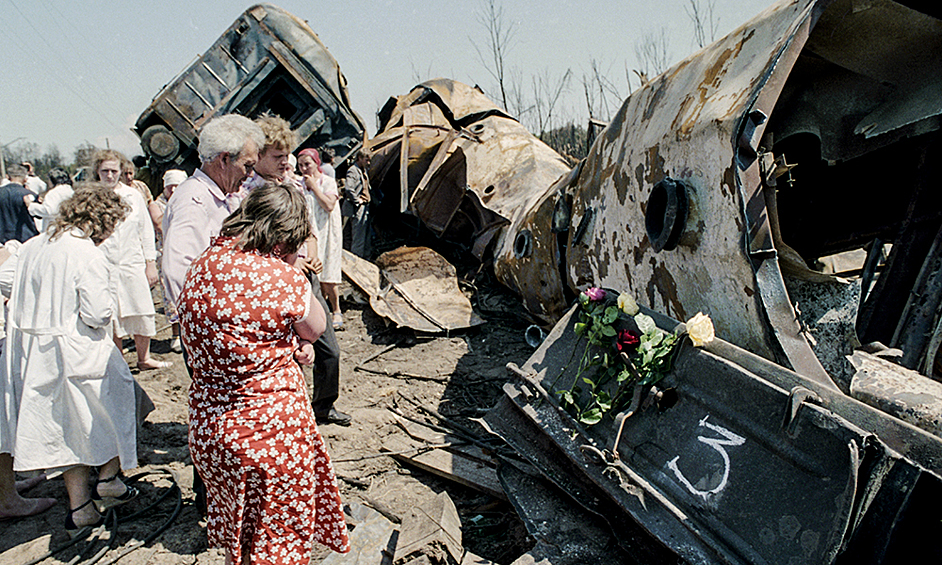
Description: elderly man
xmin=161 ymin=114 xmax=263 ymax=515
xmin=243 ymin=113 xmax=351 ymax=427
xmin=0 ymin=164 xmax=39 ymax=244
xmin=161 ymin=114 xmax=263 ymax=308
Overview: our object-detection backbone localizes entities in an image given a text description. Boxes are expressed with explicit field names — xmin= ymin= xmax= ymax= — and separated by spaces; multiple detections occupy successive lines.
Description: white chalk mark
xmin=668 ymin=415 xmax=746 ymax=499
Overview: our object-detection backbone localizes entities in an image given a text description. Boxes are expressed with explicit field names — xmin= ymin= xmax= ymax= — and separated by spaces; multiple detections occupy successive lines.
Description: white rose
xmin=618 ymin=293 xmax=639 ymax=316
xmin=686 ymin=312 xmax=714 ymax=347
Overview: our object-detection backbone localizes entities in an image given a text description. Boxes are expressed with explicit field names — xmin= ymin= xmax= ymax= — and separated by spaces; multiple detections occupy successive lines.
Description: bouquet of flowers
xmin=555 ymin=287 xmax=714 ymax=425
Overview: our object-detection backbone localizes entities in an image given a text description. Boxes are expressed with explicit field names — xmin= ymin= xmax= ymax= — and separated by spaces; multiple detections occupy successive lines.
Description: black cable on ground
xmin=19 ymin=467 xmax=183 ymax=565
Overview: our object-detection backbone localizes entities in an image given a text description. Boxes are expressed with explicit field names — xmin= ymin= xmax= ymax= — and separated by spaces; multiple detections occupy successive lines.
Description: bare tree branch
xmin=469 ymin=0 xmax=517 ymax=111
xmin=685 ymin=0 xmax=719 ymax=49
xmin=633 ymin=28 xmax=672 ymax=80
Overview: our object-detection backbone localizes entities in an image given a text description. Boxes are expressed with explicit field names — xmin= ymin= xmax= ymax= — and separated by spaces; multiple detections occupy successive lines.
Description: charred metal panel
xmin=135 ymin=3 xmax=364 ymax=177
xmin=368 ymin=79 xmax=571 ymax=319
xmin=485 ymin=304 xmax=942 ymax=563
xmin=553 ymin=0 xmax=819 ymax=368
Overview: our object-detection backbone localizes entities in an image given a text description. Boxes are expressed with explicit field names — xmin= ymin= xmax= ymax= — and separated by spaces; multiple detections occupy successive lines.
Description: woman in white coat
xmin=93 ymin=150 xmax=170 ymax=371
xmin=0 ymin=185 xmax=139 ymax=535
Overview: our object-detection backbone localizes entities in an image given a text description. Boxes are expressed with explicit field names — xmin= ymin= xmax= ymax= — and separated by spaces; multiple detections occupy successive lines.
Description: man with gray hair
xmin=161 ymin=114 xmax=264 ymax=313
xmin=161 ymin=114 xmax=263 ymax=515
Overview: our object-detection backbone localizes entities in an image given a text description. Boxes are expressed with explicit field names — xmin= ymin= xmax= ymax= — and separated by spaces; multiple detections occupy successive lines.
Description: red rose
xmin=616 ymin=329 xmax=641 ymax=352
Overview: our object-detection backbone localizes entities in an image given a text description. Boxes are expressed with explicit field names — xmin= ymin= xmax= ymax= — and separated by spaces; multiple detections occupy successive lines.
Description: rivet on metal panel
xmin=645 ymin=177 xmax=689 ymax=252
xmin=514 ymin=229 xmax=533 ymax=258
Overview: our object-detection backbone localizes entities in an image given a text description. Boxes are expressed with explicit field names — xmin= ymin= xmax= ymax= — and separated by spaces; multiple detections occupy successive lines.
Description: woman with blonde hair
xmin=179 ymin=182 xmax=348 ymax=564
xmin=93 ymin=150 xmax=169 ymax=370
xmin=1 ymin=184 xmax=140 ymax=536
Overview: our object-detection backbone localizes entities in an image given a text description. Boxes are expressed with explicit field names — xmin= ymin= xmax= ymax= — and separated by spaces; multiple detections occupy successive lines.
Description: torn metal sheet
xmin=368 ymin=79 xmax=572 ymax=320
xmin=341 ymin=247 xmax=483 ymax=333
xmin=134 ymin=3 xmax=365 ymax=181
xmin=484 ymin=303 xmax=942 ymax=564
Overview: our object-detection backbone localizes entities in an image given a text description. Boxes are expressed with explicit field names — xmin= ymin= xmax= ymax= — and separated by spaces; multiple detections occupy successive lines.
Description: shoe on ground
xmin=170 ymin=336 xmax=183 ymax=353
xmin=316 ymin=408 xmax=352 ymax=426
xmin=332 ymin=312 xmax=344 ymax=331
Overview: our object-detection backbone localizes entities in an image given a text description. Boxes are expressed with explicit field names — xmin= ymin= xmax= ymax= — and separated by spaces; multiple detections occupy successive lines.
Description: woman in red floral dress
xmin=178 ymin=183 xmax=349 ymax=564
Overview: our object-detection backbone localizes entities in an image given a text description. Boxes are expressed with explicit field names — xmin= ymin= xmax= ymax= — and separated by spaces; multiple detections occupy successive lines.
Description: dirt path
xmin=0 ymin=279 xmax=536 ymax=564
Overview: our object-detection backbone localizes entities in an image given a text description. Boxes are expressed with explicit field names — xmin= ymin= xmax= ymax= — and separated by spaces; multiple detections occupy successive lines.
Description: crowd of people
xmin=0 ymin=112 xmax=371 ymax=563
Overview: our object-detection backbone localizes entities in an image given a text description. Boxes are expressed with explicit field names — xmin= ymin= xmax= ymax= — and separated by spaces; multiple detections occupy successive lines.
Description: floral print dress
xmin=179 ymin=237 xmax=349 ymax=562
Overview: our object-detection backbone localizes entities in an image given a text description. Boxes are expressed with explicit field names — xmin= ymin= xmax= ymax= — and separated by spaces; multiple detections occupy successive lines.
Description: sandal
xmin=65 ymin=499 xmax=104 ymax=539
xmin=92 ymin=474 xmax=139 ymax=512
xmin=332 ymin=312 xmax=344 ymax=331
xmin=136 ymin=359 xmax=172 ymax=371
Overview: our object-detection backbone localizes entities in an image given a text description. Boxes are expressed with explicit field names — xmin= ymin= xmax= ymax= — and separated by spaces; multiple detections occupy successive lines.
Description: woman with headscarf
xmin=298 ymin=148 xmax=344 ymax=330
xmin=179 ymin=183 xmax=349 ymax=564
xmin=0 ymin=184 xmax=140 ymax=535
xmin=25 ymin=167 xmax=74 ymax=233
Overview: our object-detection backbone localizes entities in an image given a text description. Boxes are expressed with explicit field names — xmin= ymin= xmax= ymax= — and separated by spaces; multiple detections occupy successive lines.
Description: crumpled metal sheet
xmin=485 ymin=302 xmax=942 ymax=563
xmin=368 ymin=79 xmax=571 ymax=315
xmin=135 ymin=3 xmax=365 ymax=175
xmin=340 ymin=247 xmax=483 ymax=333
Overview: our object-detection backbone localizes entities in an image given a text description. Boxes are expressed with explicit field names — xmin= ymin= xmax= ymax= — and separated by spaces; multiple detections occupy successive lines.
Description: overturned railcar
xmin=134 ymin=3 xmax=364 ymax=179
xmin=486 ymin=0 xmax=942 ymax=563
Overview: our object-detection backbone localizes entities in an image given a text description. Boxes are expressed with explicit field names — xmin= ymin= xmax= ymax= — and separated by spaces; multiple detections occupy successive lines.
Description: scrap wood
xmin=334 ymin=442 xmax=460 ymax=463
xmin=392 ymin=413 xmax=498 ymax=469
xmin=382 ymin=436 xmax=507 ymax=501
xmin=358 ymin=366 xmax=450 ymax=382
xmin=363 ymin=497 xmax=403 ymax=525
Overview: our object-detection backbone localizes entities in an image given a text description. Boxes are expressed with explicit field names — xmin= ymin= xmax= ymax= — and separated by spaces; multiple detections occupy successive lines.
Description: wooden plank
xmin=383 ymin=437 xmax=505 ymax=500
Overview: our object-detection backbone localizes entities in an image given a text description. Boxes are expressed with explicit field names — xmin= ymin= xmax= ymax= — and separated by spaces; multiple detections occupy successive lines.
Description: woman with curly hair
xmin=179 ymin=183 xmax=349 ymax=564
xmin=0 ymin=184 xmax=140 ymax=536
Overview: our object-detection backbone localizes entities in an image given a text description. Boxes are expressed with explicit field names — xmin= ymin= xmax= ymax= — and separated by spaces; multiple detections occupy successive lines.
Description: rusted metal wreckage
xmin=479 ymin=0 xmax=942 ymax=563
xmin=362 ymin=1 xmax=942 ymax=563
xmin=133 ymin=3 xmax=365 ymax=182
xmin=134 ymin=1 xmax=942 ymax=562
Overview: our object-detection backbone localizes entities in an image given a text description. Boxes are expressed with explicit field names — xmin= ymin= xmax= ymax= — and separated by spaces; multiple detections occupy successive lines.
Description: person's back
xmin=0 ymin=182 xmax=39 ymax=244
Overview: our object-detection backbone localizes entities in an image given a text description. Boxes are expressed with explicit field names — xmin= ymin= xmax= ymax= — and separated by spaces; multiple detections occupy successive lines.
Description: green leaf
xmin=617 ymin=368 xmax=632 ymax=382
xmin=580 ymin=408 xmax=603 ymax=425
xmin=582 ymin=377 xmax=596 ymax=388
xmin=601 ymin=325 xmax=617 ymax=337
xmin=636 ymin=313 xmax=657 ymax=334
xmin=603 ymin=306 xmax=619 ymax=324
xmin=574 ymin=322 xmax=587 ymax=336
xmin=596 ymin=391 xmax=613 ymax=411
xmin=557 ymin=390 xmax=575 ymax=405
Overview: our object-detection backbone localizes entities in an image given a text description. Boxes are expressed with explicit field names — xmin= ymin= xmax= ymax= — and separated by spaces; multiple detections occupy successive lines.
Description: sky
xmin=1 ymin=0 xmax=773 ymax=161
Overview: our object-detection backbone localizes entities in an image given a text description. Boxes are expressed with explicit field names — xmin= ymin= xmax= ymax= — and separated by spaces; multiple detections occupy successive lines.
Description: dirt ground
xmin=0 ymin=271 xmax=539 ymax=564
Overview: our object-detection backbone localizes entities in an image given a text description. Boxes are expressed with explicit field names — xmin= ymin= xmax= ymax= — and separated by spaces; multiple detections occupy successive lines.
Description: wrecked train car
xmin=483 ymin=0 xmax=942 ymax=563
xmin=368 ymin=79 xmax=574 ymax=321
xmin=134 ymin=3 xmax=364 ymax=178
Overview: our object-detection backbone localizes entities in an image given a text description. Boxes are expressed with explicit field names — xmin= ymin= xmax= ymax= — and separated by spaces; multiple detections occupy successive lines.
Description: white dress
xmin=306 ymin=175 xmax=342 ymax=284
xmin=0 ymin=231 xmax=138 ymax=471
xmin=99 ymin=183 xmax=158 ymax=337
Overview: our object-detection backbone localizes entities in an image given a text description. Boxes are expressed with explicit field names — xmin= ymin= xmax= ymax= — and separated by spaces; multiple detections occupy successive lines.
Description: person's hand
xmin=23 ymin=194 xmax=34 ymax=207
xmin=299 ymin=256 xmax=323 ymax=276
xmin=145 ymin=261 xmax=159 ymax=287
xmin=294 ymin=340 xmax=315 ymax=365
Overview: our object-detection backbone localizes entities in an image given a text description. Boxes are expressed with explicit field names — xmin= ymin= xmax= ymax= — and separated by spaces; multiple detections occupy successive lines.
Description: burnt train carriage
xmin=134 ymin=3 xmax=364 ymax=180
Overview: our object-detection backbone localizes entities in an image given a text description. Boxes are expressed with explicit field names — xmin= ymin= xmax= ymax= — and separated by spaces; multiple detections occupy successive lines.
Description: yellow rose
xmin=686 ymin=312 xmax=714 ymax=347
xmin=618 ymin=293 xmax=639 ymax=316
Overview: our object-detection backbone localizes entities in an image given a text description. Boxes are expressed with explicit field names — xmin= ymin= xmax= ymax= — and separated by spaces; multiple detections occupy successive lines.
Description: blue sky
xmin=1 ymin=0 xmax=773 ymax=158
